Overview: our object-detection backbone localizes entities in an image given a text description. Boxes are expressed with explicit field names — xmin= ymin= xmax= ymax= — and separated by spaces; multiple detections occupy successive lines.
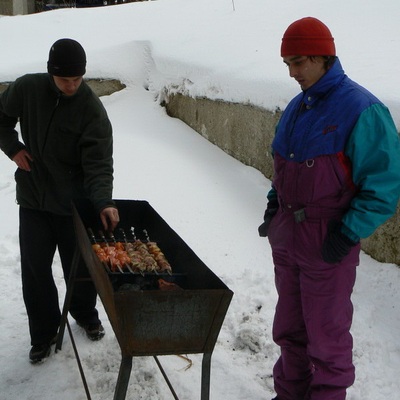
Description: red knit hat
xmin=281 ymin=17 xmax=336 ymax=57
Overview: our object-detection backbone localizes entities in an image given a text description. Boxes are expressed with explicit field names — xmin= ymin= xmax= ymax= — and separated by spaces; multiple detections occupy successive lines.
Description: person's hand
xmin=321 ymin=220 xmax=357 ymax=264
xmin=100 ymin=207 xmax=120 ymax=232
xmin=258 ymin=201 xmax=279 ymax=237
xmin=12 ymin=149 xmax=33 ymax=171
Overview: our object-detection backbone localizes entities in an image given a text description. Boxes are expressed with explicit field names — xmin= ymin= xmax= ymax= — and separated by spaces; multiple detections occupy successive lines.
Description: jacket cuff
xmin=8 ymin=142 xmax=26 ymax=160
xmin=96 ymin=199 xmax=117 ymax=213
xmin=340 ymin=223 xmax=360 ymax=244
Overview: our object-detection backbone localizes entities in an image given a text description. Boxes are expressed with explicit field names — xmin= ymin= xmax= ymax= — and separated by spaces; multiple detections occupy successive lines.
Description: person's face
xmin=53 ymin=76 xmax=83 ymax=96
xmin=283 ymin=56 xmax=326 ymax=90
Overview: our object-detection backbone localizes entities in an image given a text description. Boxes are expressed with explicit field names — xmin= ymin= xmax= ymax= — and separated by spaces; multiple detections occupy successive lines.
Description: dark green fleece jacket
xmin=0 ymin=73 xmax=115 ymax=215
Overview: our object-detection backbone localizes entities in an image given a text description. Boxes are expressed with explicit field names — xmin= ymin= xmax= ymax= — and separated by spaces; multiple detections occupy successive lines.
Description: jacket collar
xmin=302 ymin=58 xmax=345 ymax=106
xmin=47 ymin=73 xmax=86 ymax=99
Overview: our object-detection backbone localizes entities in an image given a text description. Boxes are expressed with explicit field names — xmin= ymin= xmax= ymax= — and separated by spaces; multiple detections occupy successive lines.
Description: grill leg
xmin=113 ymin=356 xmax=133 ymax=400
xmin=201 ymin=352 xmax=212 ymax=400
xmin=56 ymin=246 xmax=80 ymax=351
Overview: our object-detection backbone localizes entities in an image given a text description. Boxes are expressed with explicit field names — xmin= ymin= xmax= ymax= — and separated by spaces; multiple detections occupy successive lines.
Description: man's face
xmin=53 ymin=76 xmax=83 ymax=96
xmin=283 ymin=56 xmax=326 ymax=90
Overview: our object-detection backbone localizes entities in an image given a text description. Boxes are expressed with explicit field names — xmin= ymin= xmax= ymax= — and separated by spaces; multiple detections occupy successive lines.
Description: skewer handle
xmin=119 ymin=228 xmax=128 ymax=244
xmin=87 ymin=228 xmax=97 ymax=243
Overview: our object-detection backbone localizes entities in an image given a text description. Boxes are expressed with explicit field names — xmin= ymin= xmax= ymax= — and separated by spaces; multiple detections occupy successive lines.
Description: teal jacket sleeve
xmin=342 ymin=103 xmax=400 ymax=241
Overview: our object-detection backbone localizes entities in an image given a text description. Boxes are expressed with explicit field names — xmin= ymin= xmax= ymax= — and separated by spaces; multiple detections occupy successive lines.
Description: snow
xmin=0 ymin=1 xmax=399 ymax=399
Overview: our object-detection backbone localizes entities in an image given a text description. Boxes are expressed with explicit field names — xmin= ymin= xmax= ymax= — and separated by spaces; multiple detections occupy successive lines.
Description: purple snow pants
xmin=268 ymin=208 xmax=360 ymax=400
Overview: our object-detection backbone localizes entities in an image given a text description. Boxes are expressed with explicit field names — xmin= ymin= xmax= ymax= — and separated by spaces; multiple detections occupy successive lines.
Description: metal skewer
xmin=121 ymin=228 xmax=145 ymax=276
xmin=88 ymin=228 xmax=112 ymax=273
xmin=114 ymin=229 xmax=136 ymax=274
xmin=143 ymin=230 xmax=172 ymax=275
xmin=99 ymin=230 xmax=124 ymax=274
xmin=130 ymin=227 xmax=156 ymax=275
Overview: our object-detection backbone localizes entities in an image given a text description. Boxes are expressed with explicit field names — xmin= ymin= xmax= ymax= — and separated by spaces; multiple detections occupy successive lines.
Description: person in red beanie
xmin=259 ymin=17 xmax=400 ymax=400
xmin=0 ymin=38 xmax=120 ymax=363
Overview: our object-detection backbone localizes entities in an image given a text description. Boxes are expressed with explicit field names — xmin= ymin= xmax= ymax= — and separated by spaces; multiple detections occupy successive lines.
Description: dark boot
xmin=29 ymin=336 xmax=57 ymax=364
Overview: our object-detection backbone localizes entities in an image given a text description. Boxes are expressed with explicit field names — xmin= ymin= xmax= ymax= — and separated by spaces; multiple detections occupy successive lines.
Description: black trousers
xmin=19 ymin=207 xmax=100 ymax=345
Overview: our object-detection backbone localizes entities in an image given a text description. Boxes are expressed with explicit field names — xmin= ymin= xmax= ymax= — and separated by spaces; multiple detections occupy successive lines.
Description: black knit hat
xmin=47 ymin=38 xmax=86 ymax=77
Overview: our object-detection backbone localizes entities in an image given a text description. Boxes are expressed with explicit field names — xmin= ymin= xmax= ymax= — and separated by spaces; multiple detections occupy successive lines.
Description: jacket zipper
xmin=39 ymin=94 xmax=61 ymax=210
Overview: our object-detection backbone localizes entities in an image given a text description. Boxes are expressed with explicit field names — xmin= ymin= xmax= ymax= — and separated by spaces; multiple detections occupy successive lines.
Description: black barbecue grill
xmin=57 ymin=199 xmax=233 ymax=400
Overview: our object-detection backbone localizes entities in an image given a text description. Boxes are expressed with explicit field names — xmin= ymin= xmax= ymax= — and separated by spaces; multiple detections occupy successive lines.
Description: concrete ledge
xmin=362 ymin=204 xmax=400 ymax=265
xmin=162 ymin=94 xmax=281 ymax=180
xmin=164 ymin=93 xmax=400 ymax=266
xmin=0 ymin=79 xmax=125 ymax=97
xmin=0 ymin=0 xmax=35 ymax=15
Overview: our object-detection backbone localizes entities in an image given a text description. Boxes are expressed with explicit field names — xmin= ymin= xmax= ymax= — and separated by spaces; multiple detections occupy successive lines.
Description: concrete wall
xmin=162 ymin=94 xmax=280 ymax=181
xmin=0 ymin=0 xmax=35 ymax=15
xmin=0 ymin=79 xmax=125 ymax=97
xmin=164 ymin=93 xmax=400 ymax=266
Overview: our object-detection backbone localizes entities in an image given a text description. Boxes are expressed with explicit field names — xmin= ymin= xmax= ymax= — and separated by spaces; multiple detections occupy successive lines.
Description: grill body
xmin=71 ymin=199 xmax=233 ymax=399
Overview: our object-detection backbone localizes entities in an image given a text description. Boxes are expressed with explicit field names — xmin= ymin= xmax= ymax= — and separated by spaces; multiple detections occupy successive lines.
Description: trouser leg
xmin=19 ymin=208 xmax=100 ymax=347
xmin=272 ymin=254 xmax=313 ymax=400
xmin=302 ymin=251 xmax=357 ymax=400
xmin=273 ymin=253 xmax=357 ymax=400
xmin=20 ymin=207 xmax=60 ymax=345
xmin=55 ymin=214 xmax=100 ymax=325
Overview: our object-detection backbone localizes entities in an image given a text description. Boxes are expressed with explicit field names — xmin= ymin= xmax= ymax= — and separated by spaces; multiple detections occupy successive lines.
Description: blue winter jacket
xmin=269 ymin=58 xmax=400 ymax=241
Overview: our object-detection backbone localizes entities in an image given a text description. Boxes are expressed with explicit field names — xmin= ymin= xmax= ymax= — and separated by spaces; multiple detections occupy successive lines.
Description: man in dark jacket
xmin=0 ymin=38 xmax=120 ymax=363
xmin=259 ymin=18 xmax=400 ymax=400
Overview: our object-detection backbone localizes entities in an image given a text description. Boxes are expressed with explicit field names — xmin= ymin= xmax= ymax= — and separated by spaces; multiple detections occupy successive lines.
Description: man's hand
xmin=12 ymin=149 xmax=33 ymax=171
xmin=100 ymin=207 xmax=120 ymax=232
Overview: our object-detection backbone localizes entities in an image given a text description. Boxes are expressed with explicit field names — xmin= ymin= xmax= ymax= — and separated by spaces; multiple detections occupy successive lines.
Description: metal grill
xmin=58 ymin=199 xmax=233 ymax=400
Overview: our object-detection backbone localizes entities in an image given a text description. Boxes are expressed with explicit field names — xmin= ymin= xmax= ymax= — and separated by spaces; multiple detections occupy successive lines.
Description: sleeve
xmin=266 ymin=128 xmax=279 ymax=207
xmin=267 ymin=185 xmax=278 ymax=205
xmin=0 ymin=81 xmax=26 ymax=159
xmin=342 ymin=103 xmax=400 ymax=240
xmin=79 ymin=98 xmax=115 ymax=212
